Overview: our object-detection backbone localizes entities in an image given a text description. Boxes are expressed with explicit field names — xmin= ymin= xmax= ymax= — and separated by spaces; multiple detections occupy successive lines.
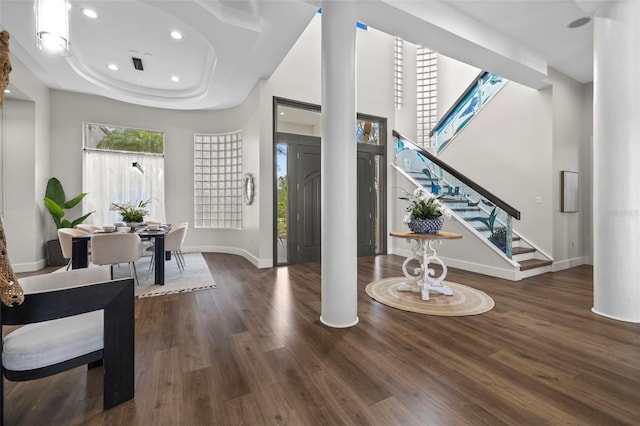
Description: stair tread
xmin=472 ymin=225 xmax=506 ymax=232
xmin=512 ymin=246 xmax=535 ymax=255
xmin=518 ymin=258 xmax=552 ymax=271
xmin=449 ymin=207 xmax=481 ymax=212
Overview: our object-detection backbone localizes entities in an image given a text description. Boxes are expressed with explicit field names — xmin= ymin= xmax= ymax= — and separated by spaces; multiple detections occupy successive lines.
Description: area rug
xmin=365 ymin=277 xmax=494 ymax=316
xmin=113 ymin=252 xmax=216 ymax=298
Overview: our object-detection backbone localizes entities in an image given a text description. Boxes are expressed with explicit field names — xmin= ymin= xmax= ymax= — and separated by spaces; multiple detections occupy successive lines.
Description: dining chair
xmin=147 ymin=222 xmax=189 ymax=274
xmin=0 ymin=267 xmax=135 ymax=424
xmin=90 ymin=233 xmax=143 ymax=285
xmin=57 ymin=228 xmax=89 ymax=270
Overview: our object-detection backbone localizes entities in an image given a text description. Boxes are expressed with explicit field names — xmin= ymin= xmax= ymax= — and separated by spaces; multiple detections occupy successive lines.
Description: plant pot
xmin=408 ymin=218 xmax=443 ymax=234
xmin=47 ymin=239 xmax=67 ymax=266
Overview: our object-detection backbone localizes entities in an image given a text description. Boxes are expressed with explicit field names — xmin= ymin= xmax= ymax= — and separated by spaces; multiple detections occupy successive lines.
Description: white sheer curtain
xmin=82 ymin=150 xmax=165 ymax=226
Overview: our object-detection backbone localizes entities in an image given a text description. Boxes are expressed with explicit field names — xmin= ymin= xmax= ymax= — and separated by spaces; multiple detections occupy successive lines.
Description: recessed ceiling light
xmin=568 ymin=17 xmax=591 ymax=29
xmin=170 ymin=31 xmax=183 ymax=40
xmin=4 ymin=89 xmax=10 ymax=94
xmin=108 ymin=64 xmax=119 ymax=71
xmin=279 ymin=111 xmax=285 ymax=115
xmin=82 ymin=8 xmax=98 ymax=19
xmin=171 ymin=75 xmax=180 ymax=82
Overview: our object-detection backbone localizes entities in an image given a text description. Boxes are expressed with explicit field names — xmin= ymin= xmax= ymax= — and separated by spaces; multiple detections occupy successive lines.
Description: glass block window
xmin=394 ymin=37 xmax=404 ymax=110
xmin=194 ymin=131 xmax=243 ymax=229
xmin=417 ymin=46 xmax=437 ymax=149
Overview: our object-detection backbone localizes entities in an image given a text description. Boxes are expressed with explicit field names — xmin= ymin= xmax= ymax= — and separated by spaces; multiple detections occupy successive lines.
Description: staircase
xmin=395 ymin=131 xmax=553 ymax=280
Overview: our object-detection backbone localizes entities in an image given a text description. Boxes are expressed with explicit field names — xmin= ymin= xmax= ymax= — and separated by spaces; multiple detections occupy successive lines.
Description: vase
xmin=408 ymin=218 xmax=443 ymax=234
xmin=126 ymin=222 xmax=143 ymax=230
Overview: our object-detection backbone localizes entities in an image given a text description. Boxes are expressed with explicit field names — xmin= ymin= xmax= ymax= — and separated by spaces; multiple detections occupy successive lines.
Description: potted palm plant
xmin=43 ymin=177 xmax=94 ymax=265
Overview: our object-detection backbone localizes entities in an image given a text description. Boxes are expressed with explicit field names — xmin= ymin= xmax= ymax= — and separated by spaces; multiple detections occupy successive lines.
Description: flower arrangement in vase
xmin=402 ymin=188 xmax=450 ymax=234
xmin=111 ymin=199 xmax=150 ymax=226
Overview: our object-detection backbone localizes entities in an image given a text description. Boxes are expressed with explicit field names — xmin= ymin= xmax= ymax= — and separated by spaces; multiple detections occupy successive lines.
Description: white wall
xmin=550 ymin=68 xmax=592 ymax=270
xmin=437 ymin=55 xmax=481 ymax=119
xmin=2 ymin=55 xmax=50 ymax=272
xmin=439 ymin=63 xmax=554 ymax=256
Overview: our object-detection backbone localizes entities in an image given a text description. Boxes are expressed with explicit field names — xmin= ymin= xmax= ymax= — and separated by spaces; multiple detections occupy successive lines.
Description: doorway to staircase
xmin=274 ymin=98 xmax=386 ymax=265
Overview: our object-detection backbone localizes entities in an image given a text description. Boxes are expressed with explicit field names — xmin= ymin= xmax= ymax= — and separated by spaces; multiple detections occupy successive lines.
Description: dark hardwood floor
xmin=5 ymin=253 xmax=640 ymax=425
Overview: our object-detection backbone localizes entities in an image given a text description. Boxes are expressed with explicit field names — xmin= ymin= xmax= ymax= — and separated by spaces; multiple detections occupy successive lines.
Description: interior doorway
xmin=274 ymin=98 xmax=386 ymax=265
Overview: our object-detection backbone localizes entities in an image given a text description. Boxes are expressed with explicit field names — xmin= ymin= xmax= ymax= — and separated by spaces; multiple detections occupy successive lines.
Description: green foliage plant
xmin=96 ymin=128 xmax=163 ymax=154
xmin=405 ymin=188 xmax=443 ymax=221
xmin=43 ymin=178 xmax=94 ymax=229
xmin=277 ymin=176 xmax=288 ymax=237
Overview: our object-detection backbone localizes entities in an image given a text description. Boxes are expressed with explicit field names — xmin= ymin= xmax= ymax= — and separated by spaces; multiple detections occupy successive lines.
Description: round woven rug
xmin=365 ymin=277 xmax=494 ymax=316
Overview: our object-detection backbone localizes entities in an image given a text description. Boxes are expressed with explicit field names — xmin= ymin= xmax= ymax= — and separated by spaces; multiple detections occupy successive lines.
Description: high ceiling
xmin=0 ymin=0 xmax=606 ymax=110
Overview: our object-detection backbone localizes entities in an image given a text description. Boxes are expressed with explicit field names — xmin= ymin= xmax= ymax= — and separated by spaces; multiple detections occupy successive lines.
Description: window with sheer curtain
xmin=81 ymin=123 xmax=165 ymax=226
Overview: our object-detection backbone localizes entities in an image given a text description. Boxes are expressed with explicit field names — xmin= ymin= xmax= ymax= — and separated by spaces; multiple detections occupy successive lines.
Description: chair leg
xmin=129 ymin=262 xmax=140 ymax=286
xmin=66 ymin=259 xmax=72 ymax=270
xmin=173 ymin=251 xmax=184 ymax=274
xmin=177 ymin=250 xmax=186 ymax=270
xmin=147 ymin=252 xmax=155 ymax=275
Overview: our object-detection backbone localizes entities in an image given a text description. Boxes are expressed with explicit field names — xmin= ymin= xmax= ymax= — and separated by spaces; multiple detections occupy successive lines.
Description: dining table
xmin=71 ymin=225 xmax=171 ymax=285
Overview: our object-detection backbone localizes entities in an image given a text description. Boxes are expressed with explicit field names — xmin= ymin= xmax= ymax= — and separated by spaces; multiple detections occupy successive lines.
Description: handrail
xmin=429 ymin=70 xmax=485 ymax=138
xmin=393 ymin=130 xmax=521 ymax=220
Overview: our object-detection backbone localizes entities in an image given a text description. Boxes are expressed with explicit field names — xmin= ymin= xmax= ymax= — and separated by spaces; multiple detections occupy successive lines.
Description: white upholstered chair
xmin=147 ymin=222 xmax=189 ymax=274
xmin=90 ymin=233 xmax=143 ymax=285
xmin=57 ymin=228 xmax=89 ymax=270
xmin=0 ymin=267 xmax=135 ymax=422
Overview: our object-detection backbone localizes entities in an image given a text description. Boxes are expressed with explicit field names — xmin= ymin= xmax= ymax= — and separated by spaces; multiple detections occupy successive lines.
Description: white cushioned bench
xmin=2 ymin=310 xmax=103 ymax=371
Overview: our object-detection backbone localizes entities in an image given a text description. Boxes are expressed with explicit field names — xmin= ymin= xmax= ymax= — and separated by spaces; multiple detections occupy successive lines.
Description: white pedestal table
xmin=390 ymin=230 xmax=463 ymax=301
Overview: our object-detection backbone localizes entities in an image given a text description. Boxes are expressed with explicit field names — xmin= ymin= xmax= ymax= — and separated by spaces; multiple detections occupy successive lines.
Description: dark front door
xmin=277 ymin=132 xmax=381 ymax=264
xmin=295 ymin=142 xmax=322 ymax=263
xmin=357 ymin=151 xmax=376 ymax=256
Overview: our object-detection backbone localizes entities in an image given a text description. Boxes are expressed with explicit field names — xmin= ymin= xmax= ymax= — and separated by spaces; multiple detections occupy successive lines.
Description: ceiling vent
xmin=132 ymin=57 xmax=144 ymax=71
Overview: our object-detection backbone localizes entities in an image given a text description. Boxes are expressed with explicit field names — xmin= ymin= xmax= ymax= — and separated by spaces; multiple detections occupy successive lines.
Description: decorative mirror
xmin=243 ymin=173 xmax=254 ymax=205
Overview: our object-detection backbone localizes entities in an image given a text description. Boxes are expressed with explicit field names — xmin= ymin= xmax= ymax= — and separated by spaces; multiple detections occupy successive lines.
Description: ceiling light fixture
xmin=4 ymin=89 xmax=10 ymax=94
xmin=568 ymin=17 xmax=591 ymax=29
xmin=171 ymin=75 xmax=180 ymax=82
xmin=131 ymin=162 xmax=144 ymax=175
xmin=35 ymin=0 xmax=71 ymax=56
xmin=108 ymin=64 xmax=118 ymax=71
xmin=82 ymin=8 xmax=98 ymax=19
xmin=170 ymin=30 xmax=183 ymax=40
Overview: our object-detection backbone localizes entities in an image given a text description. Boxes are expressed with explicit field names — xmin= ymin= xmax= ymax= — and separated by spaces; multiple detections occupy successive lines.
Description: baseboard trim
xmin=552 ymin=256 xmax=588 ymax=272
xmin=184 ymin=245 xmax=272 ymax=269
xmin=12 ymin=258 xmax=48 ymax=273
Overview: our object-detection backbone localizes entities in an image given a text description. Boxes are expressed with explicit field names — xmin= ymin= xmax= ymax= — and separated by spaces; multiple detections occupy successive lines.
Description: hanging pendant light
xmin=35 ymin=0 xmax=71 ymax=56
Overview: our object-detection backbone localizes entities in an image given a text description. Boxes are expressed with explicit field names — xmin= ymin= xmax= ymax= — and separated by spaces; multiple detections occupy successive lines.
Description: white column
xmin=320 ymin=0 xmax=359 ymax=328
xmin=592 ymin=1 xmax=640 ymax=323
